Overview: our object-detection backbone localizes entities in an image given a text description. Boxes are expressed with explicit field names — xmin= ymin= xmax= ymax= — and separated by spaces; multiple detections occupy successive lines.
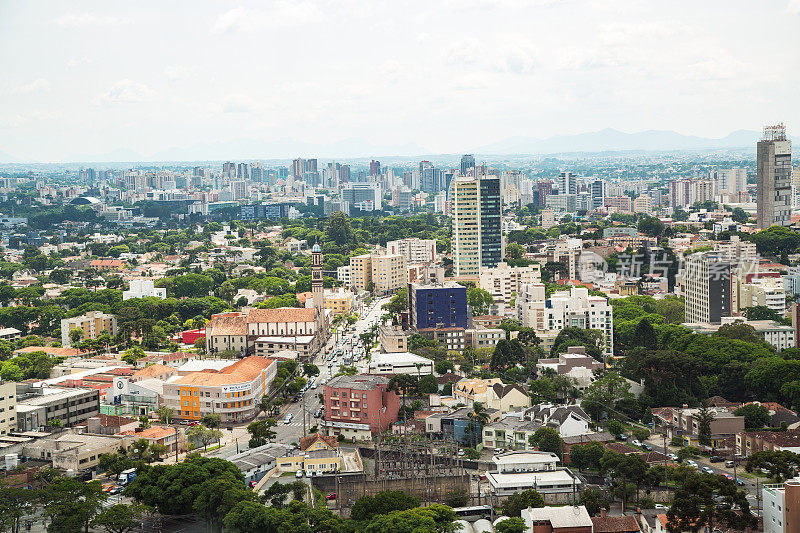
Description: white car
xmin=686 ymin=460 xmax=698 ymax=468
xmin=296 ymin=470 xmax=304 ymax=478
xmin=631 ymin=439 xmax=642 ymax=447
xmin=654 ymin=504 xmax=668 ymax=510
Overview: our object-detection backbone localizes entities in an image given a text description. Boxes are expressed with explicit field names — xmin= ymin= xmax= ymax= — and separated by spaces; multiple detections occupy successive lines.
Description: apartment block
xmin=763 ymin=477 xmax=800 ymax=533
xmin=61 ymin=311 xmax=118 ymax=347
xmin=349 ymin=253 xmax=407 ymax=295
xmin=0 ymin=382 xmax=16 ymax=436
xmin=479 ymin=261 xmax=542 ymax=304
xmin=386 ymin=238 xmax=436 ymax=264
xmin=450 ymin=175 xmax=502 ymax=277
xmin=683 ymin=251 xmax=731 ymax=324
xmin=321 ymin=374 xmax=400 ymax=440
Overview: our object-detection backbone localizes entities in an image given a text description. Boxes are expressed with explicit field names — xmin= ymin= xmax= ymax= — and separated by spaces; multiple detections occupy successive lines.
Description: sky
xmin=0 ymin=0 xmax=799 ymax=162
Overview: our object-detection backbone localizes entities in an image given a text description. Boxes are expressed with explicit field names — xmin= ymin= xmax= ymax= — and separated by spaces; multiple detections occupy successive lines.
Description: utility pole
xmin=175 ymin=426 xmax=179 ymax=463
xmin=303 ymin=387 xmax=307 ymax=438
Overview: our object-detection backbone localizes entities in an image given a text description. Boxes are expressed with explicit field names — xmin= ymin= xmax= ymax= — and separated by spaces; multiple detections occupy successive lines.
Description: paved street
xmin=643 ymin=433 xmax=763 ymax=513
xmin=208 ymin=295 xmax=391 ymax=456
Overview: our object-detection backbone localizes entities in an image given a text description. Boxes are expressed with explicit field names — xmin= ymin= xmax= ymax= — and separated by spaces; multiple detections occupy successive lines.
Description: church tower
xmin=311 ymin=243 xmax=325 ymax=335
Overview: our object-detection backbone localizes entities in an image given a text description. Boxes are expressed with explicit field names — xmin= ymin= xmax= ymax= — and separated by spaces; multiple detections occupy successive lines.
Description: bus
xmin=452 ymin=506 xmax=493 ymax=520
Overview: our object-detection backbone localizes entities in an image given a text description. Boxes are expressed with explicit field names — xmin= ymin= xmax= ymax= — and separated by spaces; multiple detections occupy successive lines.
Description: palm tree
xmin=467 ymin=401 xmax=490 ymax=448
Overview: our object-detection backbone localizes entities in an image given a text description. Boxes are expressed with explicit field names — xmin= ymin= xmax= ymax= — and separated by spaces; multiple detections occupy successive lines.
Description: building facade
xmin=757 ymin=124 xmax=792 ymax=229
xmin=450 ymin=176 xmax=502 ymax=277
xmin=683 ymin=251 xmax=731 ymax=324
xmin=408 ymin=281 xmax=468 ymax=330
xmin=61 ymin=311 xmax=118 ymax=347
xmin=321 ymin=375 xmax=400 ymax=440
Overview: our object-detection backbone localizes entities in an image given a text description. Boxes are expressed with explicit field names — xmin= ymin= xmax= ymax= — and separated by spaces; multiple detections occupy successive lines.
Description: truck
xmin=118 ymin=468 xmax=137 ymax=486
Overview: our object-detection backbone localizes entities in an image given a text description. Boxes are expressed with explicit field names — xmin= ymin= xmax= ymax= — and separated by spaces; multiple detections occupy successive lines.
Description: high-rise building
xmin=386 ymin=238 xmax=437 ymax=264
xmin=249 ymin=162 xmax=263 ymax=183
xmin=292 ymin=158 xmax=304 ymax=178
xmin=460 ymin=154 xmax=475 ymax=175
xmin=669 ymin=179 xmax=692 ymax=208
xmin=222 ymin=162 xmax=235 ymax=177
xmin=538 ymin=180 xmax=553 ymax=208
xmin=757 ymin=124 xmax=792 ymax=229
xmin=683 ymin=251 xmax=731 ymax=324
xmin=370 ymin=160 xmax=381 ymax=177
xmin=711 ymin=168 xmax=747 ymax=198
xmin=342 ymin=183 xmax=381 ymax=210
xmin=236 ymin=163 xmax=249 ymax=180
xmin=558 ymin=172 xmax=577 ymax=195
xmin=451 ymin=176 xmax=502 ymax=277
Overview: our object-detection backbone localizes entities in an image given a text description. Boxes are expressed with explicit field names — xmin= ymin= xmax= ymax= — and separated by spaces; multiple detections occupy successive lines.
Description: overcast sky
xmin=1 ymin=0 xmax=799 ymax=162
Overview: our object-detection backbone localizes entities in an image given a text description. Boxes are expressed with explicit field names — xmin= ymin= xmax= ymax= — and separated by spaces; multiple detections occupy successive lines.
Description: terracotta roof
xmin=208 ymin=315 xmax=248 ymax=336
xmin=246 ymin=307 xmax=316 ymax=323
xmin=299 ymin=434 xmax=339 ymax=451
xmin=90 ymin=259 xmax=123 ymax=267
xmin=742 ymin=401 xmax=795 ymax=415
xmin=133 ymin=364 xmax=174 ymax=379
xmin=740 ymin=428 xmax=800 ymax=447
xmin=591 ymin=515 xmax=641 ymax=533
xmin=121 ymin=426 xmax=175 ymax=440
xmin=604 ymin=442 xmax=641 ymax=454
xmin=15 ymin=346 xmax=80 ymax=357
xmin=172 ymin=355 xmax=275 ymax=387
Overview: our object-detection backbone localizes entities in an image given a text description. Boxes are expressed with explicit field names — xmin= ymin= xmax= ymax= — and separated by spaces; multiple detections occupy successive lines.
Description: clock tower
xmin=311 ymin=243 xmax=325 ymax=335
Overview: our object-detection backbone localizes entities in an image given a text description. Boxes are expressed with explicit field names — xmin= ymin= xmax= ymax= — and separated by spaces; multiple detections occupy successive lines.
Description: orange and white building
xmin=162 ymin=356 xmax=277 ymax=423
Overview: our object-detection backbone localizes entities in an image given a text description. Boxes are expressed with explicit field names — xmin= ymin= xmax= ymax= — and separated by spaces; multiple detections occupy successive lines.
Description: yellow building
xmin=60 ymin=311 xmax=118 ymax=347
xmin=348 ymin=253 xmax=407 ymax=295
xmin=324 ymin=289 xmax=353 ymax=315
xmin=276 ymin=434 xmax=343 ymax=474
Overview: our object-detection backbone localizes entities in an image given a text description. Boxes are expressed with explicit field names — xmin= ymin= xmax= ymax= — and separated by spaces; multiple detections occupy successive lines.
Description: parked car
xmin=296 ymin=470 xmax=303 ymax=478
xmin=723 ymin=473 xmax=733 ymax=480
xmin=457 ymin=449 xmax=465 ymax=457
xmin=687 ymin=460 xmax=698 ymax=468
xmin=710 ymin=456 xmax=723 ymax=463
xmin=631 ymin=439 xmax=642 ymax=447
xmin=642 ymin=443 xmax=652 ymax=451
xmin=654 ymin=504 xmax=668 ymax=510
xmin=702 ymin=466 xmax=715 ymax=474
xmin=725 ymin=460 xmax=735 ymax=468
xmin=668 ymin=453 xmax=679 ymax=461
xmin=326 ymin=492 xmax=337 ymax=500
xmin=735 ymin=478 xmax=746 ymax=486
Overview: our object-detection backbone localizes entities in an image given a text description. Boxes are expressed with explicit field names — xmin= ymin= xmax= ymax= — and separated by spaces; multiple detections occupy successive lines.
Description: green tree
xmin=42 ymin=477 xmax=107 ymax=533
xmin=580 ymin=487 xmax=610 ymax=516
xmin=187 ymin=425 xmax=221 ymax=451
xmin=528 ymin=427 xmax=563 ymax=456
xmin=247 ymin=419 xmax=277 ymax=448
xmin=467 ymin=287 xmax=494 ymax=316
xmin=606 ymin=420 xmax=626 ymax=439
xmin=667 ymin=471 xmax=755 ymax=532
xmin=734 ymin=403 xmax=770 ymax=430
xmin=696 ymin=405 xmax=714 ymax=446
xmin=68 ymin=327 xmax=84 ymax=346
xmin=363 ymin=504 xmax=456 ymax=533
xmin=201 ymin=413 xmax=222 ymax=429
xmin=443 ymin=489 xmax=469 ymax=508
xmin=745 ymin=450 xmax=800 ymax=483
xmin=121 ymin=346 xmax=145 ymax=366
xmin=417 ymin=374 xmax=439 ymax=394
xmin=501 ymin=489 xmax=544 ymax=517
xmin=351 ymin=490 xmax=421 ymax=522
xmin=569 ymin=441 xmax=606 ymax=472
xmin=581 ymin=372 xmax=634 ymax=422
xmin=0 ymin=481 xmax=41 ymax=533
xmin=495 ymin=517 xmax=526 ymax=533
xmin=91 ymin=503 xmax=148 ymax=533
xmin=303 ymin=363 xmax=320 ymax=377
xmin=155 ymin=406 xmax=174 ymax=424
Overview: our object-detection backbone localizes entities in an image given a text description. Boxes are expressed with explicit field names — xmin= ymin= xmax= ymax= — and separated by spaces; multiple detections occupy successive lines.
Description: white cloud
xmin=50 ymin=12 xmax=130 ymax=28
xmin=211 ymin=2 xmax=323 ymax=34
xmin=221 ymin=93 xmax=261 ymax=113
xmin=13 ymin=78 xmax=51 ymax=93
xmin=379 ymin=60 xmax=403 ymax=81
xmin=163 ymin=65 xmax=193 ymax=81
xmin=66 ymin=56 xmax=91 ymax=68
xmin=788 ymin=0 xmax=800 ymax=14
xmin=97 ymin=80 xmax=155 ymax=104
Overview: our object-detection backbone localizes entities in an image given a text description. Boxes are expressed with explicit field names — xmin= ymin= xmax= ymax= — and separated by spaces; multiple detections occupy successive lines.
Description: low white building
xmin=122 ymin=279 xmax=167 ymax=300
xmin=486 ymin=452 xmax=581 ymax=500
xmin=367 ymin=352 xmax=433 ymax=376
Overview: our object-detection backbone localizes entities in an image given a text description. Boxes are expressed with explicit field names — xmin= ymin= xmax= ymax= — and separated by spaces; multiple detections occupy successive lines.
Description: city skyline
xmin=1 ymin=1 xmax=799 ymax=162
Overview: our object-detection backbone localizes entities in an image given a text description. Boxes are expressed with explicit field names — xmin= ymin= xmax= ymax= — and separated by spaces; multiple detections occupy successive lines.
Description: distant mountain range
xmin=472 ymin=128 xmax=798 ymax=154
xmin=1 ymin=128 xmax=796 ymax=164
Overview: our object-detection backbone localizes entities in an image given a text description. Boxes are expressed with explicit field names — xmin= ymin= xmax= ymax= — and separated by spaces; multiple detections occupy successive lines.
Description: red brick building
xmin=322 ymin=374 xmax=400 ymax=440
